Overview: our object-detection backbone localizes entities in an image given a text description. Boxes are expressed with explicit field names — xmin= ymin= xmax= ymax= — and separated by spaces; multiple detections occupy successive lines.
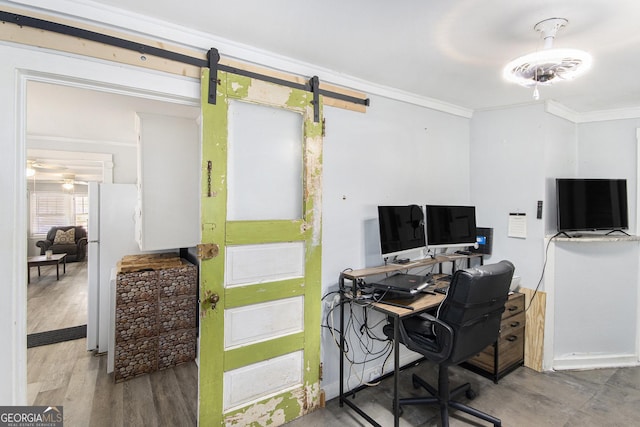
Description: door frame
xmin=2 ymin=43 xmax=200 ymax=404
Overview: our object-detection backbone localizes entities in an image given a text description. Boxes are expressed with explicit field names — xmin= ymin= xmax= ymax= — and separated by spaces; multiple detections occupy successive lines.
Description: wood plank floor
xmin=26 ymin=259 xmax=198 ymax=426
xmin=27 ymin=260 xmax=88 ymax=334
xmin=27 ymin=338 xmax=198 ymax=426
xmin=25 ymin=261 xmax=640 ymax=426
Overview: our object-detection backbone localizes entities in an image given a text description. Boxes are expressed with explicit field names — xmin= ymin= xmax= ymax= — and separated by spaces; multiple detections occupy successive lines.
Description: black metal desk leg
xmin=339 ymin=297 xmax=345 ymax=407
xmin=393 ymin=316 xmax=400 ymax=427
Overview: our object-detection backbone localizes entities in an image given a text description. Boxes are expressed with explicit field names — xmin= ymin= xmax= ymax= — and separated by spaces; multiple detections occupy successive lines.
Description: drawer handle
xmin=508 ymin=305 xmax=518 ymax=312
xmin=506 ymin=335 xmax=518 ymax=342
xmin=509 ymin=321 xmax=520 ymax=328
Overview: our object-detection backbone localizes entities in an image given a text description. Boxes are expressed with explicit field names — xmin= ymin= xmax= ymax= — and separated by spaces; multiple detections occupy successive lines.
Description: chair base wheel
xmin=465 ymin=389 xmax=477 ymax=400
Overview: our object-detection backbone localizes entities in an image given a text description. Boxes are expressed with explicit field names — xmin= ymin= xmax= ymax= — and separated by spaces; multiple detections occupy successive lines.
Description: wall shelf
xmin=550 ymin=234 xmax=640 ymax=243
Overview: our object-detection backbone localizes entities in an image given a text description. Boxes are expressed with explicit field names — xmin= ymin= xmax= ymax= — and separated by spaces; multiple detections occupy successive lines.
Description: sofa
xmin=36 ymin=226 xmax=88 ymax=262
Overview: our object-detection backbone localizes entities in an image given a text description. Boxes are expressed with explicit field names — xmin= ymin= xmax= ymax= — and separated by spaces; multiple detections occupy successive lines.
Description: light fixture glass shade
xmin=62 ymin=181 xmax=74 ymax=190
xmin=26 ymin=167 xmax=36 ymax=177
xmin=503 ymin=48 xmax=592 ymax=88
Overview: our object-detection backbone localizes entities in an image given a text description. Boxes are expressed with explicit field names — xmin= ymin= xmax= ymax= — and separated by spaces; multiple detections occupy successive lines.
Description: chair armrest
xmin=35 ymin=240 xmax=52 ymax=254
xmin=36 ymin=240 xmax=53 ymax=250
xmin=397 ymin=312 xmax=455 ymax=364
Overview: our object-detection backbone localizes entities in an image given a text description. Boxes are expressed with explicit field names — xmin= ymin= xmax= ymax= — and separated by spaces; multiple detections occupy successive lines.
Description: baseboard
xmin=321 ymin=352 xmax=423 ymax=401
xmin=553 ymin=353 xmax=639 ymax=371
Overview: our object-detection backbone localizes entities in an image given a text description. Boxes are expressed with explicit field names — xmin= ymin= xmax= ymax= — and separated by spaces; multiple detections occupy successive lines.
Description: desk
xmin=338 ymin=290 xmax=444 ymax=427
xmin=27 ymin=253 xmax=67 ymax=284
xmin=338 ymin=253 xmax=482 ymax=427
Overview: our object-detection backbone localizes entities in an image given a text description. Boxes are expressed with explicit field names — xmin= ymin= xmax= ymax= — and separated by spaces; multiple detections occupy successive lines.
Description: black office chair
xmin=384 ymin=260 xmax=515 ymax=427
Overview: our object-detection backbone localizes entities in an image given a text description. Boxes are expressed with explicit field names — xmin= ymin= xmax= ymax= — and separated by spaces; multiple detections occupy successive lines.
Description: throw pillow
xmin=53 ymin=228 xmax=75 ymax=244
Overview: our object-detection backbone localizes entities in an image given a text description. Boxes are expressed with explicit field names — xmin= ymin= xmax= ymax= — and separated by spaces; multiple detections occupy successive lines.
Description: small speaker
xmin=471 ymin=227 xmax=493 ymax=255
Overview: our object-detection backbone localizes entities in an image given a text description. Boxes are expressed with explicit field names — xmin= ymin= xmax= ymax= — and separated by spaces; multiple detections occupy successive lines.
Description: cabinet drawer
xmin=503 ymin=293 xmax=525 ymax=319
xmin=466 ymin=326 xmax=525 ymax=373
xmin=500 ymin=311 xmax=525 ymax=337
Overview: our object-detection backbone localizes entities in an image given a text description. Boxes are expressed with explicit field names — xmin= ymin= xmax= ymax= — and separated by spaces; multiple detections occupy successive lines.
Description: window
xmin=30 ymin=191 xmax=89 ymax=235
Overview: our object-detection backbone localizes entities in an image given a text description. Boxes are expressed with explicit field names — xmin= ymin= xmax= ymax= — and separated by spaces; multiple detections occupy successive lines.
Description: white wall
xmin=321 ymin=95 xmax=471 ymax=397
xmin=553 ymin=240 xmax=639 ymax=368
xmin=470 ymin=104 xmax=555 ymax=288
xmin=548 ymin=118 xmax=640 ymax=370
xmin=577 ymin=118 xmax=640 ymax=231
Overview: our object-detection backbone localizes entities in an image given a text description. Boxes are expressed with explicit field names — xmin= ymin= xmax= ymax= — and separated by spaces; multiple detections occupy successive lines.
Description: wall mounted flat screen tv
xmin=425 ymin=205 xmax=477 ymax=248
xmin=377 ymin=205 xmax=426 ymax=258
xmin=556 ymin=178 xmax=628 ymax=232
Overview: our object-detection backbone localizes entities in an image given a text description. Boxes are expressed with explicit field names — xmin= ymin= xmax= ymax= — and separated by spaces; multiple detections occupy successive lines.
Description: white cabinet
xmin=135 ymin=113 xmax=200 ymax=251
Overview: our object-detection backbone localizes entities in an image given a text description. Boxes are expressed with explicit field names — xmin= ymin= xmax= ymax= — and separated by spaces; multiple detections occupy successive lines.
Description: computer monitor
xmin=425 ymin=205 xmax=477 ymax=250
xmin=377 ymin=205 xmax=426 ymax=259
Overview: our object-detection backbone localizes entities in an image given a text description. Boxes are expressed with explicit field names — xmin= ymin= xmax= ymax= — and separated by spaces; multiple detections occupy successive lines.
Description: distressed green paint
xmin=224 ymin=333 xmax=304 ymax=371
xmin=226 ymin=74 xmax=251 ymax=99
xmin=199 ymin=68 xmax=229 ymax=424
xmin=224 ymin=380 xmax=322 ymax=426
xmin=301 ymin=103 xmax=323 ymax=397
xmin=199 ymin=69 xmax=323 ymax=426
xmin=226 ymin=220 xmax=307 ymax=245
xmin=285 ymin=86 xmax=313 ymax=110
xmin=225 ymin=278 xmax=305 ymax=308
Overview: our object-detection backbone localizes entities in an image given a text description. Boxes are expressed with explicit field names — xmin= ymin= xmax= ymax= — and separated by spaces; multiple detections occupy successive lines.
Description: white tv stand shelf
xmin=550 ymin=234 xmax=640 ymax=243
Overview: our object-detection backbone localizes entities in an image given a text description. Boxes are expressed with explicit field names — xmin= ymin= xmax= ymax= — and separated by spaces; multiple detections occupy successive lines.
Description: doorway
xmin=22 ymin=79 xmax=200 ymax=409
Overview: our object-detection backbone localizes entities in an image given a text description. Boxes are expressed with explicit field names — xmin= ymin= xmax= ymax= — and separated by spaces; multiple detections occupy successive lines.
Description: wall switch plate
xmin=537 ymin=201 xmax=543 ymax=219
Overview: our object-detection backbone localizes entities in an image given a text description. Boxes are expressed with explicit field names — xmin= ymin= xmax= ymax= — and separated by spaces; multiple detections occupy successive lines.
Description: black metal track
xmin=0 ymin=9 xmax=370 ymax=112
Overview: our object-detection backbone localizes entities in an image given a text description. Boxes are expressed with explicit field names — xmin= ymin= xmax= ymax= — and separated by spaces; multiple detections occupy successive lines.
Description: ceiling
xmin=77 ymin=0 xmax=640 ymax=114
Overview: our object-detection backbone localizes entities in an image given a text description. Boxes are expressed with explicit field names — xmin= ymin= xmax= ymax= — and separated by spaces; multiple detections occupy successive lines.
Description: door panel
xmin=199 ymin=69 xmax=323 ymax=426
xmin=223 ymin=350 xmax=304 ymax=410
xmin=223 ymin=296 xmax=304 ymax=348
xmin=227 ymin=100 xmax=303 ymax=221
xmin=224 ymin=242 xmax=305 ymax=286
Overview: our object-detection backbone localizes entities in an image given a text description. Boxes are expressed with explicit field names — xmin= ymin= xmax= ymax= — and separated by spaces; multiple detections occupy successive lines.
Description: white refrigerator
xmin=87 ymin=183 xmax=141 ymax=363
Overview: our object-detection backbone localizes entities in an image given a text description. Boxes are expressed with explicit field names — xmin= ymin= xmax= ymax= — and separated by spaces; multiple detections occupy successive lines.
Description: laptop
xmin=370 ymin=273 xmax=431 ymax=295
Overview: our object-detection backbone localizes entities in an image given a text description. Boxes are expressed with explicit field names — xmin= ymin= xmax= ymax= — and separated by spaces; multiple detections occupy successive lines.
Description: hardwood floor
xmin=27 ymin=338 xmax=198 ymax=426
xmin=27 ymin=259 xmax=88 ymax=334
xmin=26 ymin=259 xmax=199 ymax=426
xmin=25 ymin=263 xmax=640 ymax=426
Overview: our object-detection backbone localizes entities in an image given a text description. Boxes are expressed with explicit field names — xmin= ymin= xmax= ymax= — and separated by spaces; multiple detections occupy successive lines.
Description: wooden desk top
xmin=369 ymin=291 xmax=445 ymax=317
xmin=342 ymin=253 xmax=482 ymax=280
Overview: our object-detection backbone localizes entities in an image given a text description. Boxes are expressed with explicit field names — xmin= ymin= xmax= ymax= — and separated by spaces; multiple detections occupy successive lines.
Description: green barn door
xmin=198 ymin=69 xmax=323 ymax=426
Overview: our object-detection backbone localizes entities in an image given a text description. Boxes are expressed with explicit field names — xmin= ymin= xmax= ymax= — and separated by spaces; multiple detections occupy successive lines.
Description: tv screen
xmin=425 ymin=205 xmax=477 ymax=248
xmin=556 ymin=178 xmax=628 ymax=232
xmin=377 ymin=205 xmax=426 ymax=257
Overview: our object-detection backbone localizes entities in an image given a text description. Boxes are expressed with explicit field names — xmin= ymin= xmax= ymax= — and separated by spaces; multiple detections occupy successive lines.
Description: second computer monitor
xmin=425 ymin=205 xmax=477 ymax=249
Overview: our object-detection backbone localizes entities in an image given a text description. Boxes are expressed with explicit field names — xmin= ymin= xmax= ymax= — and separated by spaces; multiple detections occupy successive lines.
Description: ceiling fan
xmin=503 ymin=18 xmax=592 ymax=100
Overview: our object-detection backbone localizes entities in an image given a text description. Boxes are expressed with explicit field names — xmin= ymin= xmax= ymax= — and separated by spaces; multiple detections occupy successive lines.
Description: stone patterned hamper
xmin=114 ymin=253 xmax=197 ymax=382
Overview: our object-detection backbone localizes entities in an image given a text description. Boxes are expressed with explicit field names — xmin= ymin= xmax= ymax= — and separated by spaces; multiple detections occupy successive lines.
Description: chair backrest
xmin=46 ymin=226 xmax=87 ymax=243
xmin=436 ymin=260 xmax=514 ymax=365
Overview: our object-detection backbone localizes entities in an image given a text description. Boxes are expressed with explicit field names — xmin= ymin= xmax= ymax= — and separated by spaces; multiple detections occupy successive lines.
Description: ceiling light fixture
xmin=503 ymin=18 xmax=592 ymax=99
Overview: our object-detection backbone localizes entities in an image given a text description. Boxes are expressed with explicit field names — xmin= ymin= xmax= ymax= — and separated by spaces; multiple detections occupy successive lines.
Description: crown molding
xmin=4 ymin=0 xmax=473 ymax=118
xmin=546 ymin=100 xmax=640 ymax=124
